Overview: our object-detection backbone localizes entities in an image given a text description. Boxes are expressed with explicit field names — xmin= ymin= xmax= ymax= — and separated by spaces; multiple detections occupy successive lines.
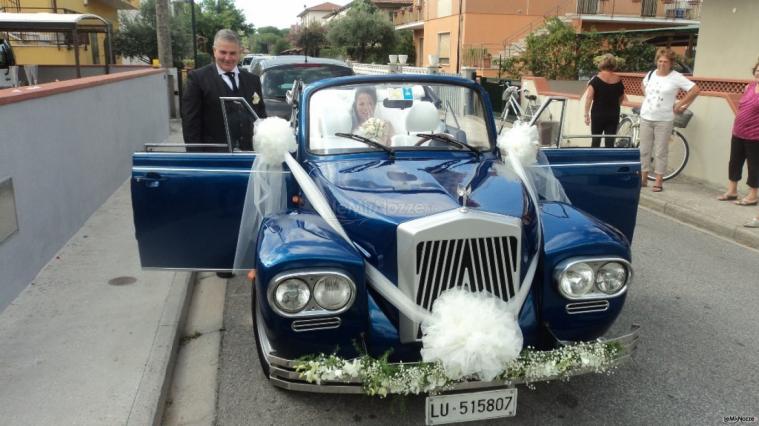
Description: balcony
xmin=575 ymin=0 xmax=701 ymax=21
xmin=393 ymin=2 xmax=425 ymax=30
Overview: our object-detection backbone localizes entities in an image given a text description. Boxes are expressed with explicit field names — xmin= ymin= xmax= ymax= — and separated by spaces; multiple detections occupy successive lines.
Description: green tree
xmin=394 ymin=30 xmax=416 ymax=63
xmin=326 ymin=0 xmax=397 ymax=63
xmin=290 ymin=23 xmax=327 ymax=57
xmin=113 ymin=0 xmax=190 ymax=67
xmin=504 ymin=18 xmax=597 ymax=79
xmin=250 ymin=27 xmax=291 ymax=54
xmin=501 ymin=18 xmax=659 ymax=79
xmin=194 ymin=0 xmax=253 ymax=53
xmin=600 ymin=33 xmax=657 ymax=72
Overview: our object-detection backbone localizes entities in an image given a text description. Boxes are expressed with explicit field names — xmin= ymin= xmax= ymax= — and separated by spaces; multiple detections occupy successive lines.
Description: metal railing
xmin=352 ymin=63 xmax=393 ymax=75
xmin=500 ymin=0 xmax=578 ymax=57
xmin=461 ymin=43 xmax=504 ymax=69
xmin=393 ymin=2 xmax=425 ymax=26
xmin=662 ymin=0 xmax=701 ymax=20
xmin=0 ymin=0 xmax=19 ymax=12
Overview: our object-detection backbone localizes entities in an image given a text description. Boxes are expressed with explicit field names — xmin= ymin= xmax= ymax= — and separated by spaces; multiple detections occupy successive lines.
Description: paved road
xmin=216 ymin=209 xmax=759 ymax=425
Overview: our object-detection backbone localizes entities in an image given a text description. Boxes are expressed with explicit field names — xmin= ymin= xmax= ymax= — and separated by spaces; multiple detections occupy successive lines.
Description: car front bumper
xmin=260 ymin=323 xmax=640 ymax=394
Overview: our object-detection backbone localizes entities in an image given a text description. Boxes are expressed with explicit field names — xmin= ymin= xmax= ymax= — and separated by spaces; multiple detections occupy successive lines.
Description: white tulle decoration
xmin=496 ymin=123 xmax=571 ymax=204
xmin=253 ymin=117 xmax=297 ymax=166
xmin=497 ymin=123 xmax=539 ymax=166
xmin=232 ymin=117 xmax=297 ymax=270
xmin=421 ymin=288 xmax=523 ymax=382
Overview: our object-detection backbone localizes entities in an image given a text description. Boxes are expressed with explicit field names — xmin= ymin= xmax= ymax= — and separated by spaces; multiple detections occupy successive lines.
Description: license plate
xmin=425 ymin=388 xmax=517 ymax=425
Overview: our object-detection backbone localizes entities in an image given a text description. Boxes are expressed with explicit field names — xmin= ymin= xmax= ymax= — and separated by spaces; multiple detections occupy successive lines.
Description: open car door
xmin=530 ymin=97 xmax=640 ymax=242
xmin=131 ymin=153 xmax=255 ymax=270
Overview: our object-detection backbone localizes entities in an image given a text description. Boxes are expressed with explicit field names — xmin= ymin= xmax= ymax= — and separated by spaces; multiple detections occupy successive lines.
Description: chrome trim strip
xmin=133 ymin=166 xmax=289 ymax=174
xmin=134 ymin=152 xmax=255 ymax=156
xmin=566 ymin=300 xmax=610 ymax=315
xmin=291 ymin=317 xmax=342 ymax=332
xmin=530 ymin=161 xmax=639 ymax=168
xmin=263 ymin=325 xmax=640 ymax=394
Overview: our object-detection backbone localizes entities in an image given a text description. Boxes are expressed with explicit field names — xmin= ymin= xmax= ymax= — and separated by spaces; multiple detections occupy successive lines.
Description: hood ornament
xmin=457 ymin=185 xmax=472 ymax=213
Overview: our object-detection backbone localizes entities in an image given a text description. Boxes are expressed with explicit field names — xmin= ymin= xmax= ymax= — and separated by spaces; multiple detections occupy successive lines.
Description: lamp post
xmin=190 ymin=0 xmax=197 ymax=67
xmin=174 ymin=0 xmax=198 ymax=67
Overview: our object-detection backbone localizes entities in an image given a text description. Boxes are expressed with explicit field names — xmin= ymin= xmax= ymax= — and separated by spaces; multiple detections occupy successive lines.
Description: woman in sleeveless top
xmin=719 ymin=58 xmax=759 ymax=213
xmin=583 ymin=54 xmax=626 ymax=148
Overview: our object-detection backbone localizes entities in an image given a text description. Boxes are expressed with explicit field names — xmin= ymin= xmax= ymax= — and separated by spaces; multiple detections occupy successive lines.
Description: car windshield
xmin=262 ymin=64 xmax=353 ymax=99
xmin=308 ymin=82 xmax=492 ymax=154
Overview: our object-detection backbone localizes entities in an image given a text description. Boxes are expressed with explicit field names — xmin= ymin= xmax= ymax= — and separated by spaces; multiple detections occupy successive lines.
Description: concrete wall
xmin=14 ymin=65 xmax=153 ymax=85
xmin=0 ymin=70 xmax=169 ymax=311
xmin=694 ymin=0 xmax=759 ymax=80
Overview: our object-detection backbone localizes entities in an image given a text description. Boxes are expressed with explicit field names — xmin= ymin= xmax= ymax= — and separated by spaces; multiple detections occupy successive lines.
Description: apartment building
xmin=394 ymin=0 xmax=701 ymax=76
xmin=0 ymin=0 xmax=137 ymax=65
xmin=298 ymin=2 xmax=342 ymax=26
xmin=324 ymin=0 xmax=413 ymax=23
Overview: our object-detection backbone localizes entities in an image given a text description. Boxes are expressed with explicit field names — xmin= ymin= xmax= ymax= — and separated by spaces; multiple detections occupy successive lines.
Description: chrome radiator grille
xmin=414 ymin=236 xmax=519 ymax=311
xmin=396 ymin=209 xmax=523 ymax=343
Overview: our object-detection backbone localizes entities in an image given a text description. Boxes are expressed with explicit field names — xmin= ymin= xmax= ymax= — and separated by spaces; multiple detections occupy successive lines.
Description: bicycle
xmin=498 ymin=86 xmax=541 ymax=134
xmin=616 ymin=107 xmax=690 ymax=181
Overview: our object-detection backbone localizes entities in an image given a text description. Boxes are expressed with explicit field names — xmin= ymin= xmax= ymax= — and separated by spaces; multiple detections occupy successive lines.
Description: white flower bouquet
xmin=357 ymin=117 xmax=390 ymax=142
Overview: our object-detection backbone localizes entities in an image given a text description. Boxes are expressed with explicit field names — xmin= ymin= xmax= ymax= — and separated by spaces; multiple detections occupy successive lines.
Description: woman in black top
xmin=583 ymin=54 xmax=626 ymax=148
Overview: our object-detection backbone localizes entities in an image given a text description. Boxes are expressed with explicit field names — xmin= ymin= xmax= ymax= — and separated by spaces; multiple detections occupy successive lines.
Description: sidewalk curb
xmin=640 ymin=193 xmax=759 ymax=250
xmin=127 ymin=271 xmax=196 ymax=426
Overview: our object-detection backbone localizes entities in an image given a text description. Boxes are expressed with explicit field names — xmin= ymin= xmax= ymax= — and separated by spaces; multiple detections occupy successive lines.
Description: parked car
xmin=131 ymin=74 xmax=639 ymax=423
xmin=248 ymin=55 xmax=354 ymax=119
xmin=0 ymin=38 xmax=16 ymax=88
xmin=239 ymin=53 xmax=271 ymax=73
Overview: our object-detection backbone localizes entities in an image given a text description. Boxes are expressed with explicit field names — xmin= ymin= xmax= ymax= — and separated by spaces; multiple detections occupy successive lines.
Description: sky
xmin=240 ymin=0 xmax=351 ymax=30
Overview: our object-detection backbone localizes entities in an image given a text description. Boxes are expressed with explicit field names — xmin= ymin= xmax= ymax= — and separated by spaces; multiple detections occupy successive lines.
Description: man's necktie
xmin=224 ymin=72 xmax=238 ymax=92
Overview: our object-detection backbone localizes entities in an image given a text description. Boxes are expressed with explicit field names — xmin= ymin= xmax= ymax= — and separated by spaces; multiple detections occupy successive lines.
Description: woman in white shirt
xmin=639 ymin=48 xmax=701 ymax=192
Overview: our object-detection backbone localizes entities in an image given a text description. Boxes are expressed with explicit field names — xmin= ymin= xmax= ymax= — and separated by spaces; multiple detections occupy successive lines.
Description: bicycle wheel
xmin=615 ymin=117 xmax=634 ymax=148
xmin=660 ymin=130 xmax=689 ymax=181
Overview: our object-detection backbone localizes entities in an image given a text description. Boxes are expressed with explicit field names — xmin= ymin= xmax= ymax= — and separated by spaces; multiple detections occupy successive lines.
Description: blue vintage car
xmin=132 ymin=74 xmax=639 ymax=422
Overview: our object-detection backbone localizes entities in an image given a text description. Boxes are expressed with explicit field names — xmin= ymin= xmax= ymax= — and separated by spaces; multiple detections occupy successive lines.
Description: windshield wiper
xmin=334 ymin=133 xmax=394 ymax=157
xmin=416 ymin=133 xmax=480 ymax=158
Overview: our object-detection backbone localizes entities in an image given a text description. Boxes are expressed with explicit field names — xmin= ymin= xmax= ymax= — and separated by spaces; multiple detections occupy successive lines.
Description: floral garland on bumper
xmin=294 ymin=340 xmax=623 ymax=397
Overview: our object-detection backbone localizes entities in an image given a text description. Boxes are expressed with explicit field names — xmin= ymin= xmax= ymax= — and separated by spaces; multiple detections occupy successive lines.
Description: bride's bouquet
xmin=357 ymin=117 xmax=390 ymax=143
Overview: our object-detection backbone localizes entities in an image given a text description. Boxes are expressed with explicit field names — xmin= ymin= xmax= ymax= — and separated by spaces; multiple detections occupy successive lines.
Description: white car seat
xmin=390 ymin=101 xmax=441 ymax=147
xmin=317 ymin=108 xmax=360 ymax=152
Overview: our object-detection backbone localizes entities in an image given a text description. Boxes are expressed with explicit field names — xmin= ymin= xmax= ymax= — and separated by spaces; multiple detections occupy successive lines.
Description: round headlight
xmin=559 ymin=263 xmax=594 ymax=297
xmin=274 ymin=278 xmax=310 ymax=313
xmin=314 ymin=275 xmax=353 ymax=310
xmin=595 ymin=262 xmax=628 ymax=294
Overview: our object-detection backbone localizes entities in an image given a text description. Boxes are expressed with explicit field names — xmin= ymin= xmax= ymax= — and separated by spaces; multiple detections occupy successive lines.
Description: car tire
xmin=251 ymin=280 xmax=271 ymax=378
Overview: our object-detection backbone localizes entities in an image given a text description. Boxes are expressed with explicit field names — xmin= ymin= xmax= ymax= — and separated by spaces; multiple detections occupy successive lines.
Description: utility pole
xmin=155 ymin=0 xmax=177 ymax=117
xmin=190 ymin=0 xmax=197 ymax=67
xmin=155 ymin=0 xmax=173 ymax=68
xmin=456 ymin=0 xmax=463 ymax=74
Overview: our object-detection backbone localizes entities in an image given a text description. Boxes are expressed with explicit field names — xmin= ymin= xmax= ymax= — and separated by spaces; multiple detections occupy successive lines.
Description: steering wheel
xmin=414 ymin=133 xmax=455 ymax=147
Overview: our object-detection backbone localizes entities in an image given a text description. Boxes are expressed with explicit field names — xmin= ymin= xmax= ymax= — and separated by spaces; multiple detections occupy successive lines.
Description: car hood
xmin=305 ymin=157 xmax=536 ymax=282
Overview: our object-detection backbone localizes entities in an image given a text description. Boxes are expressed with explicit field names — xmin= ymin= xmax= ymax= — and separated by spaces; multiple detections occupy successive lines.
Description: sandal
xmin=735 ymin=198 xmax=758 ymax=206
xmin=744 ymin=218 xmax=759 ymax=228
xmin=652 ymin=185 xmax=663 ymax=193
xmin=717 ymin=193 xmax=738 ymax=201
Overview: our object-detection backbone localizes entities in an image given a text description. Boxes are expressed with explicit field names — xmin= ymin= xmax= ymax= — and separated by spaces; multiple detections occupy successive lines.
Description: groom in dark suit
xmin=181 ymin=29 xmax=266 ymax=152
